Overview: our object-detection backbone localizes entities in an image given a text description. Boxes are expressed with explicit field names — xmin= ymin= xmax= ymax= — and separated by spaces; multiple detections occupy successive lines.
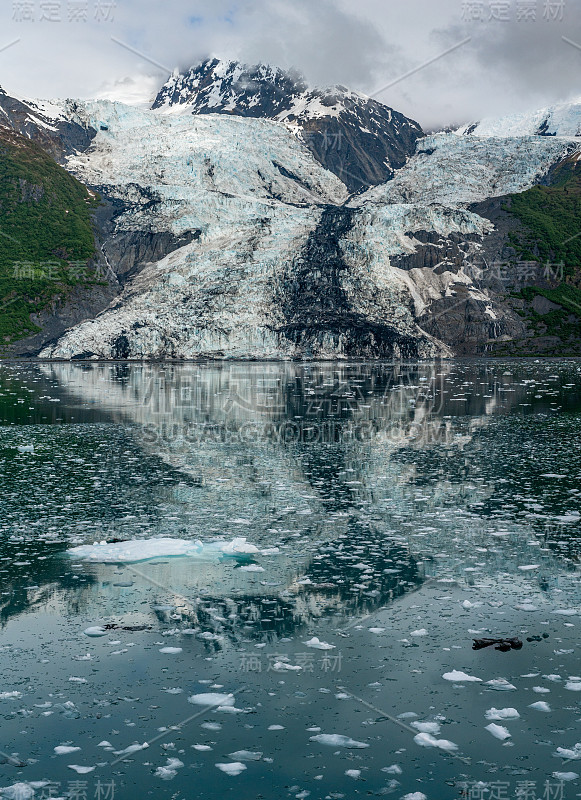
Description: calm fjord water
xmin=0 ymin=361 xmax=580 ymax=799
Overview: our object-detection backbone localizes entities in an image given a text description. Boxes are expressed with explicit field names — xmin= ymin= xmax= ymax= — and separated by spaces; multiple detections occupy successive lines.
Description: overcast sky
xmin=1 ymin=0 xmax=579 ymax=129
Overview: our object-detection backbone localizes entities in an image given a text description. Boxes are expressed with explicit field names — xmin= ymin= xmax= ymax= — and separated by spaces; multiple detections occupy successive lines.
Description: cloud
xmin=0 ymin=0 xmax=579 ymax=129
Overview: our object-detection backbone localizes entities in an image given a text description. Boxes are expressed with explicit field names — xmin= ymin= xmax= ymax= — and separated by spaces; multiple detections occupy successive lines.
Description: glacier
xmin=32 ymin=90 xmax=580 ymax=361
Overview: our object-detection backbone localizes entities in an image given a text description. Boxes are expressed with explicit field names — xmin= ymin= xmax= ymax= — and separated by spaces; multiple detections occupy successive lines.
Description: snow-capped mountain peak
xmin=152 ymin=58 xmax=424 ymax=193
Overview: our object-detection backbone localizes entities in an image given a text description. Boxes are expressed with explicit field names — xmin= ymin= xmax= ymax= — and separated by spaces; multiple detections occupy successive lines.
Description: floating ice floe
xmin=402 ymin=794 xmax=427 ymax=800
xmin=554 ymin=743 xmax=581 ymax=760
xmin=309 ymin=734 xmax=369 ymax=748
xmin=68 ymin=537 xmax=260 ymax=563
xmin=0 ymin=784 xmax=37 ymax=800
xmin=345 ymin=769 xmax=361 ymax=779
xmin=529 ymin=701 xmax=551 ymax=712
xmin=303 ymin=637 xmax=335 ymax=650
xmin=442 ymin=670 xmax=482 ymax=682
xmin=68 ymin=765 xmax=95 ymax=774
xmin=485 ymin=678 xmax=517 ymax=691
xmin=552 ymin=772 xmax=579 ymax=781
xmin=155 ymin=758 xmax=184 ymax=780
xmin=565 ymin=679 xmax=581 ymax=691
xmin=485 ymin=708 xmax=519 ymax=721
xmin=159 ymin=647 xmax=182 ymax=654
xmin=381 ymin=764 xmax=402 ymax=775
xmin=216 ymin=762 xmax=247 ymax=776
xmin=410 ymin=629 xmax=428 ymax=637
xmin=413 ymin=732 xmax=458 ymax=751
xmin=83 ymin=626 xmax=108 ymax=637
xmin=113 ymin=743 xmax=148 ymax=756
xmin=0 ymin=692 xmax=22 ymax=700
xmin=188 ymin=693 xmax=235 ymax=707
xmin=54 ymin=745 xmax=81 ymax=755
xmin=485 ymin=723 xmax=511 ymax=740
xmin=228 ymin=751 xmax=262 ymax=762
xmin=412 ymin=721 xmax=441 ymax=734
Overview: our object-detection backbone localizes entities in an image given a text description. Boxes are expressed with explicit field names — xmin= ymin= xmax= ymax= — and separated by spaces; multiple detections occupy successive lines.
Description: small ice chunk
xmin=155 ymin=758 xmax=184 ymax=780
xmin=227 ymin=751 xmax=262 ymax=761
xmin=0 ymin=784 xmax=36 ymax=800
xmin=368 ymin=627 xmax=386 ymax=634
xmin=68 ymin=765 xmax=95 ymax=774
xmin=83 ymin=626 xmax=107 ymax=638
xmin=159 ymin=647 xmax=182 ymax=654
xmin=518 ymin=565 xmax=540 ymax=571
xmin=485 ymin=679 xmax=517 ymax=691
xmin=268 ymin=725 xmax=284 ymax=730
xmin=215 ymin=762 xmax=247 ymax=776
xmin=381 ymin=764 xmax=402 ymax=775
xmin=485 ymin=708 xmax=519 ymax=721
xmin=410 ymin=629 xmax=428 ymax=637
xmin=565 ymin=681 xmax=581 ymax=691
xmin=529 ymin=701 xmax=551 ymax=712
xmin=188 ymin=693 xmax=235 ymax=707
xmin=554 ymin=743 xmax=581 ymax=760
xmin=402 ymin=794 xmax=427 ymax=800
xmin=54 ymin=745 xmax=81 ymax=755
xmin=532 ymin=686 xmax=550 ymax=694
xmin=485 ymin=723 xmax=511 ymax=741
xmin=345 ymin=769 xmax=360 ymax=779
xmin=192 ymin=744 xmax=212 ymax=752
xmin=309 ymin=734 xmax=369 ymax=748
xmin=238 ymin=564 xmax=264 ymax=572
xmin=303 ymin=637 xmax=335 ymax=650
xmin=552 ymin=772 xmax=579 ymax=781
xmin=0 ymin=692 xmax=22 ymax=700
xmin=411 ymin=721 xmax=441 ymax=734
xmin=443 ymin=670 xmax=482 ymax=682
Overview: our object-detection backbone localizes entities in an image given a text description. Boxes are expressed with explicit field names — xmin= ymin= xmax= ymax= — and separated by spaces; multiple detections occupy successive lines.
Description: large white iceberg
xmin=67 ymin=536 xmax=259 ymax=563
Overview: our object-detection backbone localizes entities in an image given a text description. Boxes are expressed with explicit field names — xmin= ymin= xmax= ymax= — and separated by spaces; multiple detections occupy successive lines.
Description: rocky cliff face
xmin=0 ymin=86 xmax=96 ymax=163
xmin=152 ymin=59 xmax=424 ymax=193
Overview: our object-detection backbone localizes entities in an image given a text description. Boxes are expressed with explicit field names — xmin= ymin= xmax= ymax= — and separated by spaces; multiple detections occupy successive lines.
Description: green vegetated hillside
xmin=0 ymin=127 xmax=101 ymax=346
xmin=505 ymin=153 xmax=581 ymax=350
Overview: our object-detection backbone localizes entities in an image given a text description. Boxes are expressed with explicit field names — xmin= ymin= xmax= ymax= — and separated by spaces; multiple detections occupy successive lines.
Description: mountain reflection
xmin=0 ymin=360 xmax=579 ymax=632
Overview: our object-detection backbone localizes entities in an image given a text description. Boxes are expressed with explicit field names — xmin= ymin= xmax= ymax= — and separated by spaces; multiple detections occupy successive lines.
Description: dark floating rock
xmin=472 ymin=637 xmax=523 ymax=652
xmin=527 ymin=633 xmax=550 ymax=642
xmin=102 ymin=623 xmax=151 ymax=632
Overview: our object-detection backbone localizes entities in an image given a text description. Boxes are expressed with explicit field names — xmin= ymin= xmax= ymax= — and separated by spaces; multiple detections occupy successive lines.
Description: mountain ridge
xmin=152 ymin=58 xmax=424 ymax=193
